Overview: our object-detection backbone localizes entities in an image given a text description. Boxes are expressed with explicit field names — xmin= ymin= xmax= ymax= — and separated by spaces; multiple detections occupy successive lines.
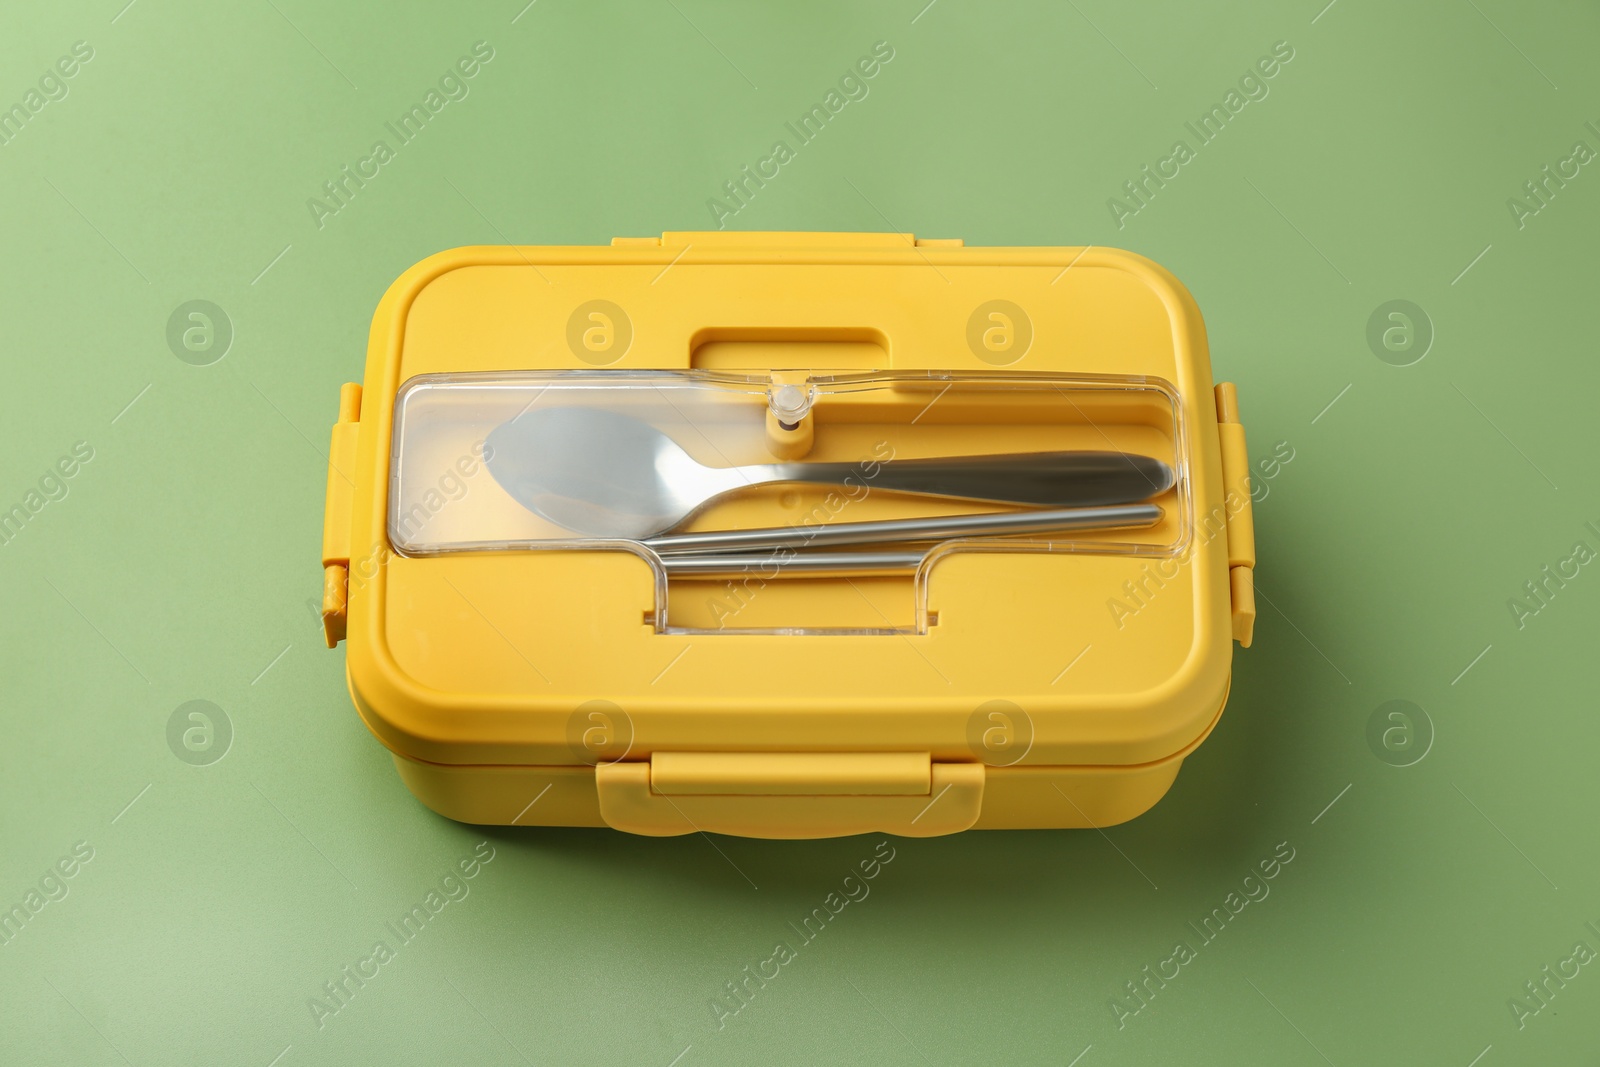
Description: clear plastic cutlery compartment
xmin=389 ymin=369 xmax=1192 ymax=565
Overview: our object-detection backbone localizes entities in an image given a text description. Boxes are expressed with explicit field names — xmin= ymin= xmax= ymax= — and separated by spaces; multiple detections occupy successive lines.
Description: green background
xmin=2 ymin=1 xmax=1596 ymax=1064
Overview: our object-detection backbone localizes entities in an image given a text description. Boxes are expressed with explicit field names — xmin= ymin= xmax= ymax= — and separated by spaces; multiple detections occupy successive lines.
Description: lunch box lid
xmin=321 ymin=233 xmax=1256 ymax=775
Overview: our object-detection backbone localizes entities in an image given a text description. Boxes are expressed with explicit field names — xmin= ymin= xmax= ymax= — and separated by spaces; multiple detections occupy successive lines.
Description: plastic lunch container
xmin=319 ymin=232 xmax=1256 ymax=839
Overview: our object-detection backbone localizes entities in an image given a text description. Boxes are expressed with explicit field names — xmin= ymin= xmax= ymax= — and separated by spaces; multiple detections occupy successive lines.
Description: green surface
xmin=2 ymin=1 xmax=1597 ymax=1064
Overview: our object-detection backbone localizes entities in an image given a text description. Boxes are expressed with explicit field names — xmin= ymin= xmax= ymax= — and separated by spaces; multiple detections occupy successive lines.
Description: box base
xmin=390 ymin=753 xmax=1186 ymax=836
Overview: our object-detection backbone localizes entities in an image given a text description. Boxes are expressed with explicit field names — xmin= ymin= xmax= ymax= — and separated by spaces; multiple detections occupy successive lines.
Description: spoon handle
xmin=748 ymin=451 xmax=1173 ymax=508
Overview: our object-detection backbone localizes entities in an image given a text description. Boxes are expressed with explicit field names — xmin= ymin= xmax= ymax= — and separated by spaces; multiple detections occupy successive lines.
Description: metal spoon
xmin=485 ymin=407 xmax=1173 ymax=540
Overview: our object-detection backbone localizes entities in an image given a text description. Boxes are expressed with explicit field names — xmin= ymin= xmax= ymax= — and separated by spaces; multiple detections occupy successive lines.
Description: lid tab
xmin=596 ymin=758 xmax=983 ymax=838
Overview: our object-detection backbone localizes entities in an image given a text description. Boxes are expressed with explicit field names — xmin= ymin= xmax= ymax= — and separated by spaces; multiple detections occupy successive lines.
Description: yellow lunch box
xmin=319 ymin=232 xmax=1256 ymax=839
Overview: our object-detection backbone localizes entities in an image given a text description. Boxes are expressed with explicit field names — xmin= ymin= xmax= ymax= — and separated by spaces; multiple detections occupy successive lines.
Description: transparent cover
xmin=389 ymin=370 xmax=1190 ymax=632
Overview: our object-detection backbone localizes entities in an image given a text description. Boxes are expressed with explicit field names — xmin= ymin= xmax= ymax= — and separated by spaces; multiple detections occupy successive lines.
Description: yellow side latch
xmin=597 ymin=753 xmax=984 ymax=838
xmin=320 ymin=383 xmax=362 ymax=648
xmin=1214 ymin=383 xmax=1256 ymax=647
